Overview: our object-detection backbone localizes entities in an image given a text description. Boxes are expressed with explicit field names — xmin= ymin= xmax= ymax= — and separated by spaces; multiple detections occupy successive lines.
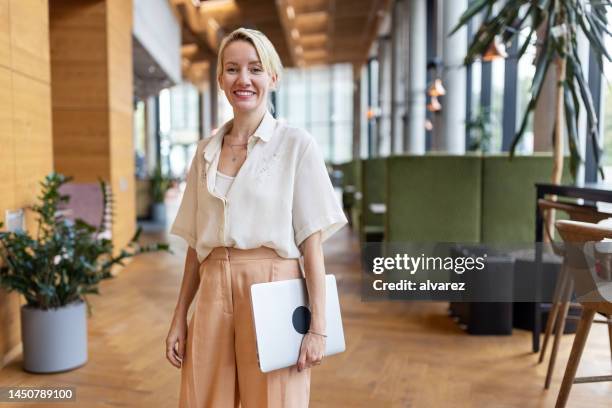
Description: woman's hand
xmin=166 ymin=314 xmax=188 ymax=369
xmin=297 ymin=332 xmax=326 ymax=372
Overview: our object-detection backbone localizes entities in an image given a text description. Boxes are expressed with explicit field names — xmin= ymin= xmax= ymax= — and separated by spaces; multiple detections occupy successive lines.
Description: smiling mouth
xmin=233 ymin=90 xmax=256 ymax=97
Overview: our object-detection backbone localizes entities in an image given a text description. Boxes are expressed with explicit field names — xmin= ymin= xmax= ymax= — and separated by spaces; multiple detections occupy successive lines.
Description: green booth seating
xmin=360 ymin=158 xmax=387 ymax=242
xmin=481 ymin=154 xmax=571 ymax=243
xmin=385 ymin=154 xmax=482 ymax=243
xmin=338 ymin=159 xmax=363 ymax=230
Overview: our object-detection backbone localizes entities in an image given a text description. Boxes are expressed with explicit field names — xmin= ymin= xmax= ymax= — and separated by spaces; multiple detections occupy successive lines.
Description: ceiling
xmin=169 ymin=0 xmax=391 ymax=87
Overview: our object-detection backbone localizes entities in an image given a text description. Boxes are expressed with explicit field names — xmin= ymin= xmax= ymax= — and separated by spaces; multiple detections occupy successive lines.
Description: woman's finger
xmin=177 ymin=337 xmax=185 ymax=360
xmin=166 ymin=344 xmax=181 ymax=368
xmin=166 ymin=350 xmax=179 ymax=368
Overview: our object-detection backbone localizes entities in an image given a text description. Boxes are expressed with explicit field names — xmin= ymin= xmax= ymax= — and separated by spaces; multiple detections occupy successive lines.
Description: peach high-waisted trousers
xmin=179 ymin=247 xmax=311 ymax=408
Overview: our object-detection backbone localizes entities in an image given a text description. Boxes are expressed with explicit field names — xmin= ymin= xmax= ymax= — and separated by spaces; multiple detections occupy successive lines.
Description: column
xmin=406 ymin=0 xmax=427 ymax=154
xmin=441 ymin=0 xmax=467 ymax=154
xmin=209 ymin=57 xmax=219 ymax=130
xmin=533 ymin=24 xmax=556 ymax=152
xmin=0 ymin=0 xmax=53 ymax=369
xmin=352 ymin=64 xmax=362 ymax=160
xmin=390 ymin=0 xmax=406 ymax=154
xmin=50 ymin=0 xmax=135 ymax=254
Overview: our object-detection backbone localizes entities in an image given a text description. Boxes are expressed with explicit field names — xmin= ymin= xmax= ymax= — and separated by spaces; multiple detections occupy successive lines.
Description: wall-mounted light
xmin=291 ymin=28 xmax=300 ymax=40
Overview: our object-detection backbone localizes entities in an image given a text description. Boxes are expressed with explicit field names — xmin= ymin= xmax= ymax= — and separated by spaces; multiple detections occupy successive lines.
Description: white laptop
xmin=250 ymin=274 xmax=346 ymax=373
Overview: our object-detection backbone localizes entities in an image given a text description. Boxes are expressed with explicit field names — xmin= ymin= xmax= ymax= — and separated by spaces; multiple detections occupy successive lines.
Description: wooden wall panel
xmin=107 ymin=0 xmax=135 ymax=253
xmin=110 ymin=110 xmax=136 ymax=255
xmin=0 ymin=65 xmax=18 ymax=365
xmin=0 ymin=66 xmax=15 ymax=216
xmin=13 ymin=72 xmax=53 ymax=233
xmin=51 ymin=0 xmax=135 ymax=253
xmin=9 ymin=0 xmax=50 ymax=82
xmin=0 ymin=0 xmax=10 ymax=68
xmin=0 ymin=0 xmax=53 ymax=369
xmin=50 ymin=0 xmax=110 ymax=182
xmin=52 ymin=109 xmax=110 ymax=180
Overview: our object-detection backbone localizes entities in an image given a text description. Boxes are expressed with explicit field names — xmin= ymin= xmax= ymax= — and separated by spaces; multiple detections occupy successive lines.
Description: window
xmin=276 ymin=63 xmax=354 ymax=163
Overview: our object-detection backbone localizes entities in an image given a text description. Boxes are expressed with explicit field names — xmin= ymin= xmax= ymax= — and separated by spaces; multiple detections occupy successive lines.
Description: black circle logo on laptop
xmin=292 ymin=306 xmax=311 ymax=334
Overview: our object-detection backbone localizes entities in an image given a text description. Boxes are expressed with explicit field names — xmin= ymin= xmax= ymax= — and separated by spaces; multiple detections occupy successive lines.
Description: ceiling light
xmin=427 ymin=96 xmax=442 ymax=112
xmin=482 ymin=36 xmax=508 ymax=61
xmin=208 ymin=18 xmax=220 ymax=32
xmin=287 ymin=6 xmax=295 ymax=20
xmin=427 ymin=78 xmax=446 ymax=97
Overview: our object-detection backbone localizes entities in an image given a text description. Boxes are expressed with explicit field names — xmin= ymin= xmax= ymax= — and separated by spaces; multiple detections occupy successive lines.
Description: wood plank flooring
xmin=0 ymin=196 xmax=611 ymax=407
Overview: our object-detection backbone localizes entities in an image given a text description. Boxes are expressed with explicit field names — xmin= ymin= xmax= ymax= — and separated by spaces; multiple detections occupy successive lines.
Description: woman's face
xmin=218 ymin=40 xmax=276 ymax=114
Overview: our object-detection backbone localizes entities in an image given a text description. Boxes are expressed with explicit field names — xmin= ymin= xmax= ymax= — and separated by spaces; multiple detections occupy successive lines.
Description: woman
xmin=165 ymin=27 xmax=347 ymax=408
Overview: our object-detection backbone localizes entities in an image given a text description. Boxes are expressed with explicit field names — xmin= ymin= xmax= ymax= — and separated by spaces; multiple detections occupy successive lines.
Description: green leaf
xmin=450 ymin=0 xmax=494 ymax=36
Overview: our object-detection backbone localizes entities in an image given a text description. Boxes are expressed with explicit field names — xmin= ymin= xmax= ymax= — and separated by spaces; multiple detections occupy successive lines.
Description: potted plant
xmin=467 ymin=107 xmax=494 ymax=153
xmin=0 ymin=173 xmax=170 ymax=373
xmin=150 ymin=164 xmax=172 ymax=224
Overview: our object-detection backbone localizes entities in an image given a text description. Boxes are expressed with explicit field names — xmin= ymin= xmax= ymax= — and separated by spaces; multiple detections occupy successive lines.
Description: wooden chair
xmin=537 ymin=199 xmax=610 ymax=389
xmin=554 ymin=220 xmax=612 ymax=408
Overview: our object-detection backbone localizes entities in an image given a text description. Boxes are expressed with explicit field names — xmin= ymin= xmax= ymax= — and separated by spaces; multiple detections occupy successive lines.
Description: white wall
xmin=133 ymin=0 xmax=181 ymax=84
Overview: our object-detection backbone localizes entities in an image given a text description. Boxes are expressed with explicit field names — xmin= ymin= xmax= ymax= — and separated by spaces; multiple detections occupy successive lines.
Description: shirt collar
xmin=203 ymin=110 xmax=276 ymax=163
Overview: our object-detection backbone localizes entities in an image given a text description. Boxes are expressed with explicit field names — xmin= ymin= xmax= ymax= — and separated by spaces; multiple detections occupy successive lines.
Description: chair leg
xmin=608 ymin=314 xmax=612 ymax=360
xmin=545 ymin=276 xmax=573 ymax=389
xmin=540 ymin=262 xmax=568 ymax=364
xmin=555 ymin=308 xmax=596 ymax=408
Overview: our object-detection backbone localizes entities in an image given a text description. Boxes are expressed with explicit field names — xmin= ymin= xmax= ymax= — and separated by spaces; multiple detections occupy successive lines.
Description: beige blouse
xmin=169 ymin=110 xmax=348 ymax=263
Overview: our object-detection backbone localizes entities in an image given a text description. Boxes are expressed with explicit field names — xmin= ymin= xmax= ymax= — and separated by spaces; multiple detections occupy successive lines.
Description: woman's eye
xmin=226 ymin=67 xmax=237 ymax=73
xmin=251 ymin=67 xmax=263 ymax=73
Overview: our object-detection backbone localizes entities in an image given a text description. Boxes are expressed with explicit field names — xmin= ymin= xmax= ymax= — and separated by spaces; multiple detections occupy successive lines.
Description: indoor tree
xmin=452 ymin=0 xmax=611 ymax=183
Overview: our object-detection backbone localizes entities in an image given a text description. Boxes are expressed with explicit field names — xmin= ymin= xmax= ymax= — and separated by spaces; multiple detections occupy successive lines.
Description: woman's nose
xmin=237 ymin=68 xmax=251 ymax=85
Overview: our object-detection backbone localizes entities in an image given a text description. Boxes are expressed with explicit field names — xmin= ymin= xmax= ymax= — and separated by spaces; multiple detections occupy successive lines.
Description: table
xmin=533 ymin=182 xmax=612 ymax=352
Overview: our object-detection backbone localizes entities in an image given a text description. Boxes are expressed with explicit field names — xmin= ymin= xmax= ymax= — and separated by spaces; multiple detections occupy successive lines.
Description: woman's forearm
xmin=300 ymin=231 xmax=326 ymax=333
xmin=174 ymin=246 xmax=201 ymax=318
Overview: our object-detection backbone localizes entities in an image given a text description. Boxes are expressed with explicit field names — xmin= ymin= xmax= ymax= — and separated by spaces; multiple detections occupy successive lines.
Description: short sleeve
xmin=292 ymin=138 xmax=348 ymax=247
xmin=170 ymin=152 xmax=198 ymax=249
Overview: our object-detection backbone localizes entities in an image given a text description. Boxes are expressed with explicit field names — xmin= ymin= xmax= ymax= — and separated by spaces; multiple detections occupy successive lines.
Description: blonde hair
xmin=217 ymin=28 xmax=283 ymax=86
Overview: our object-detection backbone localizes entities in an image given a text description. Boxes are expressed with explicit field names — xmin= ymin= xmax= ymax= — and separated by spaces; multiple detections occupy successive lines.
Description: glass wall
xmin=158 ymin=82 xmax=200 ymax=178
xmin=276 ymin=63 xmax=354 ymax=163
xmin=133 ymin=100 xmax=147 ymax=178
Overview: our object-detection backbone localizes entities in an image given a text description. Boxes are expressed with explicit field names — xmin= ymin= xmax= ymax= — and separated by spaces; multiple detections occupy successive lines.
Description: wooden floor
xmin=1 ymin=202 xmax=611 ymax=407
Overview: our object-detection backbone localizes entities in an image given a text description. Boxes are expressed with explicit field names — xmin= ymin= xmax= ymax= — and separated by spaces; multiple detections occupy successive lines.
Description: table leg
xmin=534 ymin=187 xmax=545 ymax=353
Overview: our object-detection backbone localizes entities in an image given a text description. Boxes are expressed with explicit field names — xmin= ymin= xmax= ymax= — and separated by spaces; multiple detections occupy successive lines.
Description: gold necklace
xmin=225 ymin=139 xmax=248 ymax=162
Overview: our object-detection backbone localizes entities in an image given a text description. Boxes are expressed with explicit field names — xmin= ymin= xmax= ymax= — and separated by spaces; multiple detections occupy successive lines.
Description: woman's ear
xmin=269 ymin=73 xmax=278 ymax=91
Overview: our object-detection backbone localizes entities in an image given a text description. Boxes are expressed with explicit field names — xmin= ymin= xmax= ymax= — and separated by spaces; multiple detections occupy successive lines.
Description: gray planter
xmin=151 ymin=202 xmax=166 ymax=224
xmin=20 ymin=300 xmax=88 ymax=373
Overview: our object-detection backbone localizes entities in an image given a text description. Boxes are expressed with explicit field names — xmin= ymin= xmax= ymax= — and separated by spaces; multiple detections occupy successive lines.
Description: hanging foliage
xmin=451 ymin=0 xmax=611 ymax=180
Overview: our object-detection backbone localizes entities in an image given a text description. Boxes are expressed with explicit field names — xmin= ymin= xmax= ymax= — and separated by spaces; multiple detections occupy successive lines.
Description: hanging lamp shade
xmin=427 ymin=96 xmax=441 ymax=112
xmin=482 ymin=36 xmax=508 ymax=61
xmin=427 ymin=78 xmax=446 ymax=97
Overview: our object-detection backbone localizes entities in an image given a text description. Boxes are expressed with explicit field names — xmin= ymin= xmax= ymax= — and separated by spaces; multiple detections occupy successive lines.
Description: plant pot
xmin=152 ymin=202 xmax=166 ymax=224
xmin=20 ymin=300 xmax=88 ymax=373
